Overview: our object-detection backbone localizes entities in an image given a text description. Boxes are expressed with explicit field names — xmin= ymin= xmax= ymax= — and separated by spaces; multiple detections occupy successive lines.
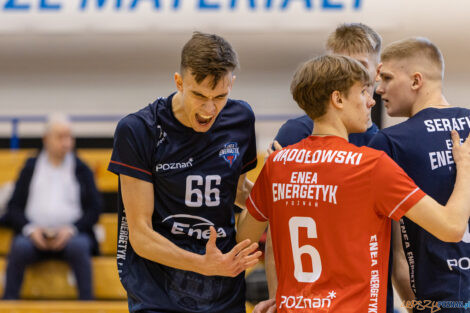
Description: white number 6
xmin=289 ymin=216 xmax=322 ymax=283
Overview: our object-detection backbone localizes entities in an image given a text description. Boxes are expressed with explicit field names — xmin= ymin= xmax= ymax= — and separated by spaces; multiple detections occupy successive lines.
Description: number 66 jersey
xmin=247 ymin=135 xmax=425 ymax=312
xmin=108 ymin=93 xmax=257 ymax=313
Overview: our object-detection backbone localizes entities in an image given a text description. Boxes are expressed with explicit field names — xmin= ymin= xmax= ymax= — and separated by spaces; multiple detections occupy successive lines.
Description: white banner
xmin=0 ymin=0 xmax=401 ymax=32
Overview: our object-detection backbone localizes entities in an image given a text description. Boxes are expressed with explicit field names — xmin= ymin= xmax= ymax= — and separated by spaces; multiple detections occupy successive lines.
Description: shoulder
xmin=226 ymin=99 xmax=255 ymax=120
xmin=284 ymin=115 xmax=313 ymax=129
xmin=274 ymin=115 xmax=312 ymax=147
xmin=280 ymin=115 xmax=313 ymax=136
xmin=115 ymin=100 xmax=165 ymax=142
xmin=24 ymin=157 xmax=38 ymax=169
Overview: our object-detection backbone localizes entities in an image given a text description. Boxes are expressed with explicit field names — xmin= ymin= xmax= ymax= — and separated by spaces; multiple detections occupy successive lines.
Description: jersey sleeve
xmin=245 ymin=159 xmax=273 ymax=222
xmin=274 ymin=117 xmax=312 ymax=148
xmin=372 ymin=153 xmax=426 ymax=221
xmin=368 ymin=131 xmax=394 ymax=158
xmin=108 ymin=115 xmax=154 ymax=183
xmin=241 ymin=107 xmax=258 ymax=174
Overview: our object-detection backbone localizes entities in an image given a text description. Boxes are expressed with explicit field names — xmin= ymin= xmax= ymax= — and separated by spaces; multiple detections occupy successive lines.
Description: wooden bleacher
xmin=0 ymin=148 xmax=265 ymax=312
xmin=0 ymin=148 xmax=265 ymax=193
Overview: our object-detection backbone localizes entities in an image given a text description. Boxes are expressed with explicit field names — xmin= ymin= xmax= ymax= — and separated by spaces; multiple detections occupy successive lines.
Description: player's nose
xmin=203 ymin=100 xmax=217 ymax=114
xmin=368 ymin=95 xmax=376 ymax=108
xmin=375 ymin=83 xmax=385 ymax=95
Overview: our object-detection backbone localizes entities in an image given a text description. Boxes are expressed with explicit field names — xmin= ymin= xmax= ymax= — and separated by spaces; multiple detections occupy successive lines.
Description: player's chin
xmin=351 ymin=123 xmax=367 ymax=134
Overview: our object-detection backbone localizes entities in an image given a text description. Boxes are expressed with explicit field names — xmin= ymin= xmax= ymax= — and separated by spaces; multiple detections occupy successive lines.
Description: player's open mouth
xmin=195 ymin=113 xmax=213 ymax=125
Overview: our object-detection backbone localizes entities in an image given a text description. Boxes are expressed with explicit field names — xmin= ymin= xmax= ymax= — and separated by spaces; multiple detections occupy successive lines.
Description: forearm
xmin=443 ymin=131 xmax=470 ymax=239
xmin=236 ymin=209 xmax=267 ymax=244
xmin=391 ymin=221 xmax=414 ymax=309
xmin=130 ymin=223 xmax=205 ymax=274
xmin=235 ymin=175 xmax=253 ymax=209
xmin=265 ymin=227 xmax=278 ymax=298
xmin=443 ymin=167 xmax=470 ymax=236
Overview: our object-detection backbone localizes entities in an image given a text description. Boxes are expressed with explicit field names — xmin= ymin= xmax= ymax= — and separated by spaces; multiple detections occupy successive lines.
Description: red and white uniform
xmin=247 ymin=136 xmax=425 ymax=312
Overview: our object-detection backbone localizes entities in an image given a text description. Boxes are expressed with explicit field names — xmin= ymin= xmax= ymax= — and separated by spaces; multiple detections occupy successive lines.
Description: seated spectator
xmin=3 ymin=114 xmax=102 ymax=300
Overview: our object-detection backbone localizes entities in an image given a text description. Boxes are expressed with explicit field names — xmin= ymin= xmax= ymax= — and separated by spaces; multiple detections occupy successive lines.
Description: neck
xmin=311 ymin=115 xmax=349 ymax=141
xmin=171 ymin=92 xmax=191 ymax=127
xmin=47 ymin=153 xmax=65 ymax=167
xmin=410 ymin=86 xmax=450 ymax=116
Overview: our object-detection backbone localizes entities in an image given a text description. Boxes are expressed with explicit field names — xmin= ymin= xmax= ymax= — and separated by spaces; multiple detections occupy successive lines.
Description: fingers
xmin=451 ymin=130 xmax=461 ymax=147
xmin=267 ymin=303 xmax=277 ymax=313
xmin=236 ymin=241 xmax=258 ymax=256
xmin=228 ymin=238 xmax=252 ymax=257
xmin=273 ymin=140 xmax=282 ymax=151
xmin=205 ymin=226 xmax=218 ymax=250
xmin=253 ymin=298 xmax=277 ymax=313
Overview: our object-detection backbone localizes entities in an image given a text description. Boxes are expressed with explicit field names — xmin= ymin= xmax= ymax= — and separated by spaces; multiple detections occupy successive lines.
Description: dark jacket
xmin=6 ymin=154 xmax=102 ymax=255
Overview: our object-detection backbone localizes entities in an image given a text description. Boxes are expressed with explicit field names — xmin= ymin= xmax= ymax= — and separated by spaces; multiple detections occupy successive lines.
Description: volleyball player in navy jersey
xmin=272 ymin=23 xmax=382 ymax=151
xmin=108 ymin=32 xmax=261 ymax=313
xmin=370 ymin=37 xmax=470 ymax=312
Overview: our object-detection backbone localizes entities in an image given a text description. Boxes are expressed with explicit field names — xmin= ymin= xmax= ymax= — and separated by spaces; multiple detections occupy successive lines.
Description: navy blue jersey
xmin=274 ymin=114 xmax=379 ymax=148
xmin=369 ymin=107 xmax=470 ymax=309
xmin=108 ymin=93 xmax=257 ymax=313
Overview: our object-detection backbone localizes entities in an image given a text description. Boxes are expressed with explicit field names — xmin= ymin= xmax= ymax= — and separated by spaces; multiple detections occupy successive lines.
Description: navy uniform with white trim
xmin=369 ymin=107 xmax=470 ymax=307
xmin=108 ymin=93 xmax=257 ymax=313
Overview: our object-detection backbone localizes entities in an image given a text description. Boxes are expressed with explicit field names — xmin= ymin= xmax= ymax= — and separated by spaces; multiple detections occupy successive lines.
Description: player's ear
xmin=331 ymin=90 xmax=343 ymax=109
xmin=411 ymin=72 xmax=423 ymax=90
xmin=174 ymin=72 xmax=184 ymax=92
xmin=375 ymin=63 xmax=382 ymax=82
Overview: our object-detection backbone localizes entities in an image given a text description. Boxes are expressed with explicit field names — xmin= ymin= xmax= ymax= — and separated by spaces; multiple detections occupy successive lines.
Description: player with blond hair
xmin=239 ymin=54 xmax=470 ymax=313
xmin=370 ymin=37 xmax=470 ymax=311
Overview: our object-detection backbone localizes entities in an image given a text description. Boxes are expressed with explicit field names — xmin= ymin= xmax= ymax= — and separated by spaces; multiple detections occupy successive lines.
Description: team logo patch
xmin=219 ymin=142 xmax=239 ymax=167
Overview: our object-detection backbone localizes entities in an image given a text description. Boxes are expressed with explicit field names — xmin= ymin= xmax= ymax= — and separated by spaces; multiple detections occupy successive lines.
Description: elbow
xmin=439 ymin=222 xmax=466 ymax=243
xmin=129 ymin=231 xmax=148 ymax=258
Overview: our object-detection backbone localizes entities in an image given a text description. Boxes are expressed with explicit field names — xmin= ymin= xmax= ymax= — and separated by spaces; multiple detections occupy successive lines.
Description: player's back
xmin=369 ymin=107 xmax=470 ymax=302
xmin=251 ymin=135 xmax=424 ymax=312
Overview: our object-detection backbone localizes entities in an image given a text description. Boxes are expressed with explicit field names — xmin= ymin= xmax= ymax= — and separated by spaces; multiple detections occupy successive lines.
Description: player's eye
xmin=381 ymin=75 xmax=392 ymax=82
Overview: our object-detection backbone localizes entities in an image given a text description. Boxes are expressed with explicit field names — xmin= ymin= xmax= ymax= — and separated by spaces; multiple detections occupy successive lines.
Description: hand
xmin=48 ymin=226 xmax=75 ymax=251
xmin=265 ymin=140 xmax=282 ymax=162
xmin=253 ymin=298 xmax=277 ymax=313
xmin=201 ymin=226 xmax=262 ymax=277
xmin=452 ymin=130 xmax=470 ymax=171
xmin=29 ymin=227 xmax=50 ymax=250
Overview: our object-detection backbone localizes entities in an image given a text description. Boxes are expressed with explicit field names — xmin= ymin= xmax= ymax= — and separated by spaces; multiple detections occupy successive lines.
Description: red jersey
xmin=246 ymin=136 xmax=425 ymax=312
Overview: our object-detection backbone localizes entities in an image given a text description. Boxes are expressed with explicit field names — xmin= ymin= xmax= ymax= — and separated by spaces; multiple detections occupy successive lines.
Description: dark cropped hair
xmin=291 ymin=55 xmax=370 ymax=120
xmin=180 ymin=31 xmax=239 ymax=88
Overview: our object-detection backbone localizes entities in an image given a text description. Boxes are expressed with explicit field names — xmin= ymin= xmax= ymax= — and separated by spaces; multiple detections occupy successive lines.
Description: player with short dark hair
xmin=370 ymin=37 xmax=470 ymax=311
xmin=238 ymin=54 xmax=470 ymax=313
xmin=108 ymin=31 xmax=261 ymax=313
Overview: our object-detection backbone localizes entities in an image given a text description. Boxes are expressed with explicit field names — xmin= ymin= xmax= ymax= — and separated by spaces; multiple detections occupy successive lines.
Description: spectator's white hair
xmin=44 ymin=113 xmax=72 ymax=134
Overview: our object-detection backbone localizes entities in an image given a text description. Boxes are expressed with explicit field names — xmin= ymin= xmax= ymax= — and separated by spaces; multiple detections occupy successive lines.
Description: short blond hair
xmin=291 ymin=55 xmax=370 ymax=120
xmin=326 ymin=23 xmax=381 ymax=60
xmin=381 ymin=37 xmax=444 ymax=80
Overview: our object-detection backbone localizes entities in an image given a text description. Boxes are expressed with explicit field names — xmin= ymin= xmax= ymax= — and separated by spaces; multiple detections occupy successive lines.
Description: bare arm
xmin=405 ymin=130 xmax=470 ymax=242
xmin=236 ymin=208 xmax=268 ymax=244
xmin=391 ymin=220 xmax=414 ymax=313
xmin=265 ymin=227 xmax=278 ymax=298
xmin=120 ymin=174 xmax=261 ymax=276
xmin=235 ymin=173 xmax=253 ymax=210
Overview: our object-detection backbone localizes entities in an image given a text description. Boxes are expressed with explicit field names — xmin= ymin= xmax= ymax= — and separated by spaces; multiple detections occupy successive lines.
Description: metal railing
xmin=0 ymin=113 xmax=299 ymax=149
